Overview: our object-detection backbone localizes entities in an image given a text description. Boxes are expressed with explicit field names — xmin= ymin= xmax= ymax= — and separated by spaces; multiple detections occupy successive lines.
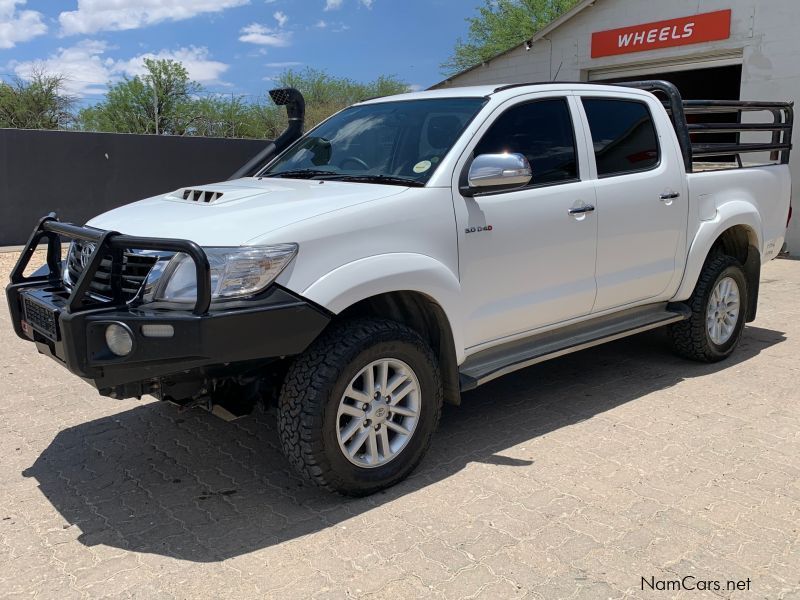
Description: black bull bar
xmin=10 ymin=213 xmax=211 ymax=315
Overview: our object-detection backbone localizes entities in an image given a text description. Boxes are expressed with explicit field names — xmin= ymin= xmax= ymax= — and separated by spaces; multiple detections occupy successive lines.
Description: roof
xmin=431 ymin=0 xmax=598 ymax=89
xmin=358 ymin=86 xmax=499 ymax=104
xmin=357 ymin=81 xmax=655 ymax=106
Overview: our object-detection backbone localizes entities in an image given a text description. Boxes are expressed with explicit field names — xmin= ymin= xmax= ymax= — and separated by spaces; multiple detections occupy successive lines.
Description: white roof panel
xmin=357 ymin=82 xmax=654 ymax=105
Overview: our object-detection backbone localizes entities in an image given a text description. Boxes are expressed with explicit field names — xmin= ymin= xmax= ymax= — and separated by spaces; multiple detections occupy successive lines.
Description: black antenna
xmin=552 ymin=60 xmax=563 ymax=82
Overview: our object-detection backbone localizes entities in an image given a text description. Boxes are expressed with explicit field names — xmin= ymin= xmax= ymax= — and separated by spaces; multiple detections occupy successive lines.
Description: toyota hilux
xmin=7 ymin=81 xmax=793 ymax=495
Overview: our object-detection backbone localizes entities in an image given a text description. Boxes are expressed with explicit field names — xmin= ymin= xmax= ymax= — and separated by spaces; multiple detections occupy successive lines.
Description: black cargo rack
xmin=10 ymin=214 xmax=211 ymax=315
xmin=617 ymin=80 xmax=794 ymax=173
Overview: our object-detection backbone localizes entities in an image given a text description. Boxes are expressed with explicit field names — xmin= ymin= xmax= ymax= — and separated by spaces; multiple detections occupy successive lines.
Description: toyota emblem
xmin=79 ymin=242 xmax=96 ymax=269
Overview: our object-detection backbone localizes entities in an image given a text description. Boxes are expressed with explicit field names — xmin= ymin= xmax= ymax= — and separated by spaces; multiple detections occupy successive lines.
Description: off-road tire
xmin=669 ymin=254 xmax=748 ymax=362
xmin=277 ymin=317 xmax=443 ymax=496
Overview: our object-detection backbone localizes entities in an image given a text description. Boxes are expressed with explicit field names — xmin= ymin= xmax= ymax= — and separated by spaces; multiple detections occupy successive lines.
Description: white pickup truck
xmin=8 ymin=81 xmax=793 ymax=495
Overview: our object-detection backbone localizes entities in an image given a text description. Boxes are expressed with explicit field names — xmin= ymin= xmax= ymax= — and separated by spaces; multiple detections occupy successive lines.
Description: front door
xmin=455 ymin=95 xmax=598 ymax=349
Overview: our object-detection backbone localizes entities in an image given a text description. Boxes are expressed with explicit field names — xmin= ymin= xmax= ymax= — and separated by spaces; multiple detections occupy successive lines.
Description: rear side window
xmin=581 ymin=98 xmax=659 ymax=177
xmin=474 ymin=98 xmax=578 ymax=186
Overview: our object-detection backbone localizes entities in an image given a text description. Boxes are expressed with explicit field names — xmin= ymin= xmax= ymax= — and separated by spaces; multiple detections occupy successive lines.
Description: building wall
xmin=438 ymin=0 xmax=800 ymax=255
xmin=0 ymin=129 xmax=268 ymax=246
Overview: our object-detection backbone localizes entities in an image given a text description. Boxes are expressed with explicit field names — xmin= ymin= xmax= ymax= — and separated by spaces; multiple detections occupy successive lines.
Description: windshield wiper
xmin=263 ymin=170 xmax=425 ymax=187
xmin=263 ymin=169 xmax=337 ymax=179
xmin=320 ymin=174 xmax=425 ymax=187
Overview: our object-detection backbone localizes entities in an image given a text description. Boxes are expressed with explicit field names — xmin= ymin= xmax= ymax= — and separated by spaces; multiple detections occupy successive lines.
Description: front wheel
xmin=277 ymin=318 xmax=442 ymax=496
xmin=669 ymin=254 xmax=748 ymax=362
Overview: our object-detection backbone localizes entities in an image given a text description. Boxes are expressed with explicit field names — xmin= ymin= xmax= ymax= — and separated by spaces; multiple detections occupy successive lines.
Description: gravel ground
xmin=0 ymin=248 xmax=49 ymax=278
xmin=0 ymin=251 xmax=24 ymax=273
xmin=1 ymin=250 xmax=799 ymax=599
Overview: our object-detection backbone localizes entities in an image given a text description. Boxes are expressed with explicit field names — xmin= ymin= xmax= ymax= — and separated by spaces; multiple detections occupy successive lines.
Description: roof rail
xmin=492 ymin=81 xmax=586 ymax=93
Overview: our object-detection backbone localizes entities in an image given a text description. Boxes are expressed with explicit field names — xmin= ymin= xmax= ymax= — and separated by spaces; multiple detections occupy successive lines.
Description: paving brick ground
xmin=1 ymin=251 xmax=799 ymax=599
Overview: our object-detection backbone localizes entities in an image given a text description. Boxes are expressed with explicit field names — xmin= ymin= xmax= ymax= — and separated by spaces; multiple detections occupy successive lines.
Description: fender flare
xmin=302 ymin=253 xmax=466 ymax=363
xmin=673 ymin=201 xmax=762 ymax=301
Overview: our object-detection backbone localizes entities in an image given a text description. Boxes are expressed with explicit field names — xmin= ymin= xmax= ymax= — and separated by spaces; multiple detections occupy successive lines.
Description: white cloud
xmin=273 ymin=10 xmax=288 ymax=27
xmin=324 ymin=0 xmax=342 ymax=11
xmin=117 ymin=47 xmax=229 ymax=85
xmin=360 ymin=0 xmax=374 ymax=7
xmin=265 ymin=61 xmax=303 ymax=68
xmin=310 ymin=18 xmax=347 ymax=32
xmin=0 ymin=0 xmax=47 ymax=49
xmin=10 ymin=40 xmax=112 ymax=95
xmin=239 ymin=22 xmax=291 ymax=47
xmin=59 ymin=0 xmax=250 ymax=36
xmin=10 ymin=41 xmax=230 ymax=96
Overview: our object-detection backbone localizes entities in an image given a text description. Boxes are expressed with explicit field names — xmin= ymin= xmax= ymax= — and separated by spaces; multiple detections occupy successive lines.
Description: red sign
xmin=591 ymin=10 xmax=732 ymax=58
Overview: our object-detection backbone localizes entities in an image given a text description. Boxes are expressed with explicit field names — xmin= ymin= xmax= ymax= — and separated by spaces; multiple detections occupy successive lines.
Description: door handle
xmin=568 ymin=204 xmax=595 ymax=215
xmin=660 ymin=191 xmax=680 ymax=200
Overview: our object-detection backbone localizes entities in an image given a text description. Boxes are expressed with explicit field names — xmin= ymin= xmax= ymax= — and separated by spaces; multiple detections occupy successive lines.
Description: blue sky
xmin=0 ymin=0 xmax=483 ymax=105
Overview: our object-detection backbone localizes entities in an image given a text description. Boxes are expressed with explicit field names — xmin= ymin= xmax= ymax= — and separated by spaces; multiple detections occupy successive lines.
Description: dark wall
xmin=0 ymin=129 xmax=269 ymax=245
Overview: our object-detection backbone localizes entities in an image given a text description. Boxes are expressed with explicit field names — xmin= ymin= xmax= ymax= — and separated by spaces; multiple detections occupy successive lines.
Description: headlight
xmin=155 ymin=244 xmax=298 ymax=303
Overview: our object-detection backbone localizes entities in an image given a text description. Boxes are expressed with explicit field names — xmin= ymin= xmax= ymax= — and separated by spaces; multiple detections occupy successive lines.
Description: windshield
xmin=260 ymin=97 xmax=487 ymax=185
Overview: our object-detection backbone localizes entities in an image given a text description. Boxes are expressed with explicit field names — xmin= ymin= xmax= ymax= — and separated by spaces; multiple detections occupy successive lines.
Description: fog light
xmin=141 ymin=324 xmax=174 ymax=338
xmin=105 ymin=323 xmax=133 ymax=357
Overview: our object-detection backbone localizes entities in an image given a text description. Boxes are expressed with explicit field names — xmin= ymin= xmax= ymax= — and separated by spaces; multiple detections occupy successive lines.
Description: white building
xmin=435 ymin=0 xmax=800 ymax=255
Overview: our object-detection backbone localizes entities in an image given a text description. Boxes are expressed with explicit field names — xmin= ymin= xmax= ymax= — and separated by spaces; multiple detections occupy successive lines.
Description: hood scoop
xmin=177 ymin=188 xmax=224 ymax=203
xmin=164 ymin=184 xmax=268 ymax=206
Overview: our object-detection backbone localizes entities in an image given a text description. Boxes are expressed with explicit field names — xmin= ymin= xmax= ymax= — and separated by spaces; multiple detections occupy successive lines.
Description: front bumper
xmin=6 ymin=216 xmax=331 ymax=396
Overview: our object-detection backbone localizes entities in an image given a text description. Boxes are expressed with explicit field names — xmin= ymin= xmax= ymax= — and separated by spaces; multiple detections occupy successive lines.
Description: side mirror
xmin=464 ymin=153 xmax=532 ymax=195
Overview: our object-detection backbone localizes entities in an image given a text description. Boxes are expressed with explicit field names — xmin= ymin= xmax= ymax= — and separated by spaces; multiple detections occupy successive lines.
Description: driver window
xmin=474 ymin=98 xmax=578 ymax=186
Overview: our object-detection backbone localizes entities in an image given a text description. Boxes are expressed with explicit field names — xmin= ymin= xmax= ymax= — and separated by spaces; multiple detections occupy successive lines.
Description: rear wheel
xmin=669 ymin=254 xmax=748 ymax=362
xmin=277 ymin=318 xmax=442 ymax=496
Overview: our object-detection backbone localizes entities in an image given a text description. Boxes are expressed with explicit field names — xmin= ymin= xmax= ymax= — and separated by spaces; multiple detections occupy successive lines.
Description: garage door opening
xmin=597 ymin=64 xmax=743 ymax=162
xmin=596 ymin=64 xmax=742 ymax=101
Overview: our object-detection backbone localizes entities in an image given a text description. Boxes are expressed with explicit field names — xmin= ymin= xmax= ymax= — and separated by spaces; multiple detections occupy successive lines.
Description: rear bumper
xmin=7 ymin=281 xmax=331 ymax=394
xmin=6 ymin=216 xmax=331 ymax=396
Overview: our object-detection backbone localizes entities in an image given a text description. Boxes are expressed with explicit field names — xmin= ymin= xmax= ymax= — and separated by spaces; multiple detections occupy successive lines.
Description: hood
xmin=87 ymin=177 xmax=408 ymax=246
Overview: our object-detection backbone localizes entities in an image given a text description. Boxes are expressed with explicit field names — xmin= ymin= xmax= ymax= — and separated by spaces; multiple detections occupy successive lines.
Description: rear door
xmin=577 ymin=93 xmax=688 ymax=312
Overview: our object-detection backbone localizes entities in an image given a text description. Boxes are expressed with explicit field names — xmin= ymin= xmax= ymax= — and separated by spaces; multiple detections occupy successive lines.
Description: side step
xmin=459 ymin=303 xmax=690 ymax=391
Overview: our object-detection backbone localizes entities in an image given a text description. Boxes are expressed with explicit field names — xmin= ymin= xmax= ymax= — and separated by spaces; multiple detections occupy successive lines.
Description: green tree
xmin=187 ymin=95 xmax=288 ymax=140
xmin=78 ymin=58 xmax=201 ymax=135
xmin=0 ymin=70 xmax=75 ymax=129
xmin=187 ymin=95 xmax=249 ymax=138
xmin=442 ymin=0 xmax=580 ymax=75
xmin=78 ymin=62 xmax=409 ymax=139
xmin=275 ymin=68 xmax=410 ymax=129
xmin=239 ymin=101 xmax=288 ymax=139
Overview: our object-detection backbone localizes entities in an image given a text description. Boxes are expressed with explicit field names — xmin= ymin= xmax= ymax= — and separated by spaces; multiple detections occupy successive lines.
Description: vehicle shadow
xmin=22 ymin=326 xmax=785 ymax=562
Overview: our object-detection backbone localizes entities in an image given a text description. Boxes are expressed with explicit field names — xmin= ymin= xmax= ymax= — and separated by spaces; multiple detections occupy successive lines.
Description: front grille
xmin=23 ymin=296 xmax=58 ymax=339
xmin=66 ymin=241 xmax=158 ymax=302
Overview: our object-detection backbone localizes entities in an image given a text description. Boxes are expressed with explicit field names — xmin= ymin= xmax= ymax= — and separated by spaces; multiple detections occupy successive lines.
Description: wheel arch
xmin=300 ymin=254 xmax=465 ymax=405
xmin=337 ymin=290 xmax=461 ymax=405
xmin=675 ymin=206 xmax=762 ymax=321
